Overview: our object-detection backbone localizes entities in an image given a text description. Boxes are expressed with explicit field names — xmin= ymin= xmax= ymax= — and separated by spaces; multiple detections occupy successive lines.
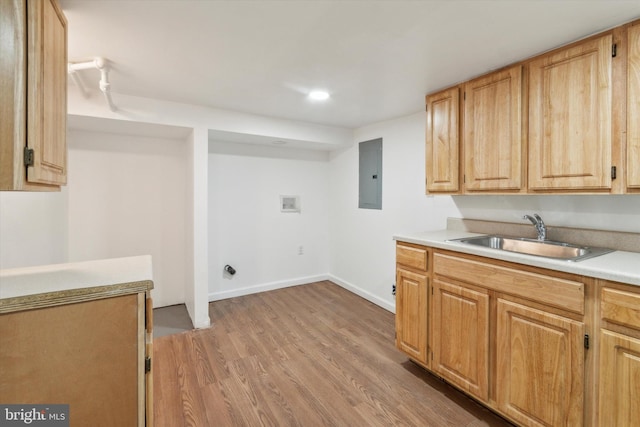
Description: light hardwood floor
xmin=153 ymin=281 xmax=513 ymax=426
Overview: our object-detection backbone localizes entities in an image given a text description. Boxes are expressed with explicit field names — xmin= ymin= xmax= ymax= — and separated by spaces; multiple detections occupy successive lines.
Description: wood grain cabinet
xmin=424 ymin=20 xmax=639 ymax=195
xmin=395 ymin=243 xmax=429 ymax=365
xmin=496 ymin=298 xmax=584 ymax=427
xmin=397 ymin=246 xmax=593 ymax=426
xmin=528 ymin=34 xmax=614 ymax=191
xmin=598 ymin=283 xmax=640 ymax=427
xmin=463 ymin=65 xmax=524 ymax=192
xmin=0 ymin=0 xmax=68 ymax=191
xmin=432 ymin=278 xmax=489 ymax=401
xmin=628 ymin=23 xmax=640 ymax=191
xmin=425 ymin=87 xmax=460 ymax=193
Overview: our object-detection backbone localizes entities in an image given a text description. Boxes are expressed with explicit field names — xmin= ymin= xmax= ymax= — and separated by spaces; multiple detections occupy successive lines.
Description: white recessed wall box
xmin=280 ymin=195 xmax=300 ymax=213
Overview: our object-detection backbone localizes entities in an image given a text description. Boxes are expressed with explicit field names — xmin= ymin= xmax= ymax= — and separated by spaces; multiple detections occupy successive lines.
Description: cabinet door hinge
xmin=463 ymin=91 xmax=466 ymax=100
xmin=584 ymin=334 xmax=590 ymax=349
xmin=145 ymin=356 xmax=152 ymax=373
xmin=611 ymin=166 xmax=617 ymax=180
xmin=612 ymin=43 xmax=617 ymax=57
xmin=24 ymin=147 xmax=34 ymax=167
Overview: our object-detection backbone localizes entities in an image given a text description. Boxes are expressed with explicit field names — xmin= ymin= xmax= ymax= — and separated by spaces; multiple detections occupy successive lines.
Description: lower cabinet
xmin=396 ymin=267 xmax=428 ymax=364
xmin=598 ymin=330 xmax=640 ymax=426
xmin=598 ymin=283 xmax=640 ymax=427
xmin=432 ymin=279 xmax=489 ymax=401
xmin=395 ymin=242 xmax=429 ymax=365
xmin=396 ymin=245 xmax=595 ymax=426
xmin=496 ymin=298 xmax=584 ymax=427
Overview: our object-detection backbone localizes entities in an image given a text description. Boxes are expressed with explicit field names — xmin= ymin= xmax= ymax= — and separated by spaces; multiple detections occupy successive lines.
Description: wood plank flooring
xmin=154 ymin=281 xmax=513 ymax=426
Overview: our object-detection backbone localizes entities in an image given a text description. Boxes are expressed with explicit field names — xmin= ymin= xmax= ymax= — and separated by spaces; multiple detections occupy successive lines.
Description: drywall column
xmin=186 ymin=127 xmax=211 ymax=328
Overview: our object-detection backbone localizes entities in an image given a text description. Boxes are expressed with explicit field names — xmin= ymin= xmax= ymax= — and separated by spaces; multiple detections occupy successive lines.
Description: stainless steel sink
xmin=447 ymin=235 xmax=614 ymax=262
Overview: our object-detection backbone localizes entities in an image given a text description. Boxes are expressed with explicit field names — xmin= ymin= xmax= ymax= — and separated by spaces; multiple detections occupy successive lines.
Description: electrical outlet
xmin=298 ymin=245 xmax=304 ymax=255
xmin=392 ymin=284 xmax=396 ymax=296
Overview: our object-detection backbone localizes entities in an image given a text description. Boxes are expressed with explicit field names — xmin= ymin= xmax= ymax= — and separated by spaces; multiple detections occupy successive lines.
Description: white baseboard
xmin=208 ymin=274 xmax=330 ymax=301
xmin=328 ymin=274 xmax=395 ymax=313
xmin=208 ymin=273 xmax=396 ymax=315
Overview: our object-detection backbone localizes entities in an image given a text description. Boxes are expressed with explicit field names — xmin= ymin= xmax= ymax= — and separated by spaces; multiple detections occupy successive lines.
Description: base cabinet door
xmin=599 ymin=330 xmax=640 ymax=427
xmin=395 ymin=267 xmax=428 ymax=364
xmin=432 ymin=279 xmax=489 ymax=401
xmin=496 ymin=299 xmax=584 ymax=427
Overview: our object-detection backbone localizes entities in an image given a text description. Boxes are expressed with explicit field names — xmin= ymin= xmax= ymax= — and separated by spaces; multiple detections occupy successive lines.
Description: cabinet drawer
xmin=601 ymin=287 xmax=640 ymax=330
xmin=434 ymin=253 xmax=584 ymax=314
xmin=396 ymin=243 xmax=428 ymax=271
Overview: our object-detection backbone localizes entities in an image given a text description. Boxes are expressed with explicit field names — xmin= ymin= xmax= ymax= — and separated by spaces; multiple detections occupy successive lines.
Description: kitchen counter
xmin=394 ymin=229 xmax=640 ymax=286
xmin=0 ymin=256 xmax=154 ymax=313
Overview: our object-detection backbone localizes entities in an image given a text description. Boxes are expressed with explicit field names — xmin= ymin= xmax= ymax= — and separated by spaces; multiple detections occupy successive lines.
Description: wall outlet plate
xmin=280 ymin=195 xmax=300 ymax=213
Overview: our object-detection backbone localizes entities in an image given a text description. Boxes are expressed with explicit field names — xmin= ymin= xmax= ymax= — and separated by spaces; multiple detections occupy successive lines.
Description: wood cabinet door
xmin=528 ymin=34 xmax=613 ymax=191
xmin=432 ymin=279 xmax=489 ymax=401
xmin=496 ymin=299 xmax=584 ymax=427
xmin=463 ymin=65 xmax=523 ymax=191
xmin=426 ymin=87 xmax=460 ymax=193
xmin=599 ymin=329 xmax=640 ymax=427
xmin=628 ymin=24 xmax=640 ymax=189
xmin=26 ymin=0 xmax=67 ymax=186
xmin=395 ymin=267 xmax=428 ymax=364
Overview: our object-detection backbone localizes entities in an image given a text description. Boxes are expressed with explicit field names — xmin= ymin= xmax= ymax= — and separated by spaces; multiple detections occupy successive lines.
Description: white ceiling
xmin=60 ymin=0 xmax=640 ymax=130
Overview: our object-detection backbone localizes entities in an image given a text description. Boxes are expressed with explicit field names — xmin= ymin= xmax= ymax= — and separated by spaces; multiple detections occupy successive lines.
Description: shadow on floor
xmin=153 ymin=304 xmax=193 ymax=338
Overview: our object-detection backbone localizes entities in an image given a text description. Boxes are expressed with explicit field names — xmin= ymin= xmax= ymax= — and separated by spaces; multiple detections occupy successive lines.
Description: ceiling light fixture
xmin=308 ymin=90 xmax=330 ymax=101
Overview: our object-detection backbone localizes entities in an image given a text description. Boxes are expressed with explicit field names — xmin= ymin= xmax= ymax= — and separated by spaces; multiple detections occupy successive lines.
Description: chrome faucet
xmin=523 ymin=213 xmax=546 ymax=241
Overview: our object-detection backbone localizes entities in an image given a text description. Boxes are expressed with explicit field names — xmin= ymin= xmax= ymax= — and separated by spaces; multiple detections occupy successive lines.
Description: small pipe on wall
xmin=68 ymin=57 xmax=117 ymax=112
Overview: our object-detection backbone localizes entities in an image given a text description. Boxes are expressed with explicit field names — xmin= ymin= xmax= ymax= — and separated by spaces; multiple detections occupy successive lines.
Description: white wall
xmin=0 ymin=191 xmax=68 ymax=269
xmin=327 ymin=111 xmax=640 ymax=313
xmin=208 ymin=142 xmax=330 ymax=300
xmin=328 ymin=112 xmax=461 ymax=311
xmin=67 ymin=130 xmax=188 ymax=307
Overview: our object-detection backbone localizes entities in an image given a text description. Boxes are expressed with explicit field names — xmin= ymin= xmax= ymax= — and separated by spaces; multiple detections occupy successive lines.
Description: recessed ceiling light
xmin=308 ymin=90 xmax=330 ymax=101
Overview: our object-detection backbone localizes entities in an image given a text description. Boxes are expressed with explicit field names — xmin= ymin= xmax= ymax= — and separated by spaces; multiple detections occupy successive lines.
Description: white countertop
xmin=0 ymin=255 xmax=153 ymax=300
xmin=394 ymin=230 xmax=640 ymax=286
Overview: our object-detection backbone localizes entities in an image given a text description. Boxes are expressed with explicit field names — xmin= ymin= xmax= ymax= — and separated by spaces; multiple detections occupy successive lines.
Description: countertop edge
xmin=393 ymin=230 xmax=640 ymax=287
xmin=0 ymin=280 xmax=154 ymax=314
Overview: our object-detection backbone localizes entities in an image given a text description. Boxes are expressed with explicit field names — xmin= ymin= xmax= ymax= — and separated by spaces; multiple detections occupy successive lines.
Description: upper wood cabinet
xmin=426 ymin=87 xmax=460 ymax=193
xmin=464 ymin=65 xmax=524 ymax=192
xmin=528 ymin=34 xmax=613 ymax=191
xmin=0 ymin=0 xmax=67 ymax=191
xmin=628 ymin=24 xmax=640 ymax=190
xmin=424 ymin=20 xmax=639 ymax=195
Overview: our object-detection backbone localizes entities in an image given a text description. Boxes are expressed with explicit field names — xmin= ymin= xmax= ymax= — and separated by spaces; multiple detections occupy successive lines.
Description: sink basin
xmin=448 ymin=235 xmax=614 ymax=262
